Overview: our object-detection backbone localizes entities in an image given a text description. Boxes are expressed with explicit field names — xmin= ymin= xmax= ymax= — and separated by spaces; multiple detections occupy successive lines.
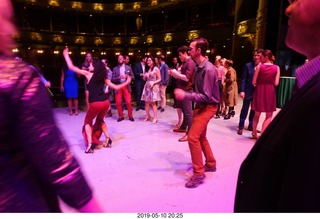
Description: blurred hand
xmin=240 ymin=92 xmax=245 ymax=99
xmin=174 ymin=88 xmax=185 ymax=100
xmin=63 ymin=47 xmax=69 ymax=56
xmin=45 ymin=81 xmax=51 ymax=88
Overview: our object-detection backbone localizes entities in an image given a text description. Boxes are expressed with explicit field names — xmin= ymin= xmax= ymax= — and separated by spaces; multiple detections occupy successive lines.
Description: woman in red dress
xmin=251 ymin=50 xmax=280 ymax=139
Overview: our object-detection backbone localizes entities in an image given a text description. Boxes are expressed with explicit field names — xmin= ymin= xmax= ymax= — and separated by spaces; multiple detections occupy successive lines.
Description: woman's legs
xmin=67 ymin=98 xmax=73 ymax=115
xmin=176 ymin=108 xmax=182 ymax=127
xmin=261 ymin=112 xmax=273 ymax=134
xmin=151 ymin=102 xmax=158 ymax=123
xmin=252 ymin=111 xmax=261 ymax=139
xmin=84 ymin=124 xmax=93 ymax=152
xmin=73 ymin=98 xmax=79 ymax=115
xmin=144 ymin=102 xmax=150 ymax=121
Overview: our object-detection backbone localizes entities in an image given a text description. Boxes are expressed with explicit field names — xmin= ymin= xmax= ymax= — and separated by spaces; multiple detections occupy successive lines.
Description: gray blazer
xmin=111 ymin=64 xmax=134 ymax=94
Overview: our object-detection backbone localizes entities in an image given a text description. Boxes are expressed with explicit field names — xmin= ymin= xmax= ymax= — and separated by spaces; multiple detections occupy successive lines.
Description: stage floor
xmin=54 ymin=98 xmax=279 ymax=213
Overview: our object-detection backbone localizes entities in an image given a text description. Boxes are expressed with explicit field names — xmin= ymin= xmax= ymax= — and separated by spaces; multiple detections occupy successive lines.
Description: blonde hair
xmin=0 ymin=0 xmax=17 ymax=55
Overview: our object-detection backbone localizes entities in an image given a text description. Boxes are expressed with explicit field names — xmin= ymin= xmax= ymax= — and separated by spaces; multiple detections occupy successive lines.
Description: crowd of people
xmin=2 ymin=0 xmax=320 ymax=212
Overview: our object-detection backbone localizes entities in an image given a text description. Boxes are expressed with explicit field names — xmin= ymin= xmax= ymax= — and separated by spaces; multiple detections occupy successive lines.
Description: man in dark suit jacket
xmin=234 ymin=0 xmax=320 ymax=212
xmin=237 ymin=49 xmax=263 ymax=135
xmin=111 ymin=55 xmax=135 ymax=122
xmin=280 ymin=60 xmax=293 ymax=77
xmin=133 ymin=56 xmax=148 ymax=111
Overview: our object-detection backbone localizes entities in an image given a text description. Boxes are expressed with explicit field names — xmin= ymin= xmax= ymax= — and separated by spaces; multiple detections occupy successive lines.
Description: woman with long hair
xmin=63 ymin=48 xmax=131 ymax=153
xmin=141 ymin=56 xmax=161 ymax=124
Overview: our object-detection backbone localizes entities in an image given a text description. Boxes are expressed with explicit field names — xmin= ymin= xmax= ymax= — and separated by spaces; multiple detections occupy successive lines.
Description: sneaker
xmin=185 ymin=174 xmax=206 ymax=188
xmin=129 ymin=117 xmax=135 ymax=122
xmin=204 ymin=165 xmax=217 ymax=172
xmin=117 ymin=118 xmax=124 ymax=122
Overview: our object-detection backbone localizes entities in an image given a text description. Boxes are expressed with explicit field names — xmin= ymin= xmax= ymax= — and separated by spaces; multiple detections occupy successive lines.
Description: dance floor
xmin=54 ymin=98 xmax=280 ymax=213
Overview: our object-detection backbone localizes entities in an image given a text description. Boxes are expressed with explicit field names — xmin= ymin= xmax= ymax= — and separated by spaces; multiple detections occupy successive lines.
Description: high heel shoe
xmin=85 ymin=144 xmax=96 ymax=153
xmin=103 ymin=138 xmax=112 ymax=148
xmin=230 ymin=111 xmax=235 ymax=117
xmin=251 ymin=132 xmax=258 ymax=140
xmin=144 ymin=117 xmax=150 ymax=122
xmin=151 ymin=118 xmax=158 ymax=124
xmin=224 ymin=113 xmax=231 ymax=120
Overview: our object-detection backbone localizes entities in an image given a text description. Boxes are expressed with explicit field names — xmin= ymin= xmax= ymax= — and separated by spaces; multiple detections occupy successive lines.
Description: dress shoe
xmin=173 ymin=128 xmax=187 ymax=133
xmin=129 ymin=117 xmax=135 ymax=122
xmin=117 ymin=118 xmax=124 ymax=122
xmin=237 ymin=129 xmax=243 ymax=135
xmin=157 ymin=106 xmax=162 ymax=110
xmin=136 ymin=107 xmax=140 ymax=111
xmin=178 ymin=135 xmax=188 ymax=142
xmin=160 ymin=108 xmax=165 ymax=113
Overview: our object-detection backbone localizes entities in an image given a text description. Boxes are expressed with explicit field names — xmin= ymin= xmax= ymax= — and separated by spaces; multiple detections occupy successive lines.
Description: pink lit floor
xmin=55 ymin=98 xmax=280 ymax=213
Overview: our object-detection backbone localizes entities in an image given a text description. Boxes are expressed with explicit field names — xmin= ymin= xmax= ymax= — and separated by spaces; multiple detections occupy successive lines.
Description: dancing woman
xmin=63 ymin=48 xmax=131 ymax=153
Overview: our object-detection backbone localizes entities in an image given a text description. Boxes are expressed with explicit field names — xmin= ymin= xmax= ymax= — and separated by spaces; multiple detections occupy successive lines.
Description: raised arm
xmin=63 ymin=48 xmax=90 ymax=79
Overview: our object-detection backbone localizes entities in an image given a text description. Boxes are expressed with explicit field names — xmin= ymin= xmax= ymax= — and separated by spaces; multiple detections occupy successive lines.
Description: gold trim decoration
xmin=113 ymin=37 xmax=122 ymax=45
xmin=75 ymin=36 xmax=85 ymax=44
xmin=188 ymin=31 xmax=199 ymax=40
xmin=164 ymin=33 xmax=172 ymax=42
xmin=95 ymin=37 xmax=104 ymax=45
xmin=146 ymin=36 xmax=153 ymax=44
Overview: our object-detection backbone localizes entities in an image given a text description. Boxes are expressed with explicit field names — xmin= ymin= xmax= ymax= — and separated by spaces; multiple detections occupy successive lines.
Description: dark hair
xmin=93 ymin=59 xmax=106 ymax=81
xmin=225 ymin=59 xmax=234 ymax=67
xmin=254 ymin=48 xmax=264 ymax=54
xmin=191 ymin=37 xmax=209 ymax=56
xmin=147 ymin=56 xmax=156 ymax=71
xmin=158 ymin=55 xmax=165 ymax=61
xmin=263 ymin=50 xmax=275 ymax=63
xmin=177 ymin=45 xmax=189 ymax=54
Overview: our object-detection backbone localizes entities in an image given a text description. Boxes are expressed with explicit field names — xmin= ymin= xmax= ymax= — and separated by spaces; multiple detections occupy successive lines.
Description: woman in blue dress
xmin=61 ymin=64 xmax=79 ymax=115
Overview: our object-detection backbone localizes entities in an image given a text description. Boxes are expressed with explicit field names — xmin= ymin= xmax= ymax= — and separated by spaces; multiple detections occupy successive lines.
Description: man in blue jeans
xmin=237 ymin=49 xmax=263 ymax=135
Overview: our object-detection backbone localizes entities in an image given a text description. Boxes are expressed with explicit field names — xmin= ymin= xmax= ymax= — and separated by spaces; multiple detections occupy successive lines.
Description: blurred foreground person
xmin=0 ymin=0 xmax=101 ymax=212
xmin=235 ymin=0 xmax=320 ymax=212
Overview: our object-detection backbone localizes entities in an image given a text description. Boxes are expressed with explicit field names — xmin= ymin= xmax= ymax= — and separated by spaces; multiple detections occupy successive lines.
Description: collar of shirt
xmin=295 ymin=55 xmax=320 ymax=89
xmin=196 ymin=57 xmax=208 ymax=70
